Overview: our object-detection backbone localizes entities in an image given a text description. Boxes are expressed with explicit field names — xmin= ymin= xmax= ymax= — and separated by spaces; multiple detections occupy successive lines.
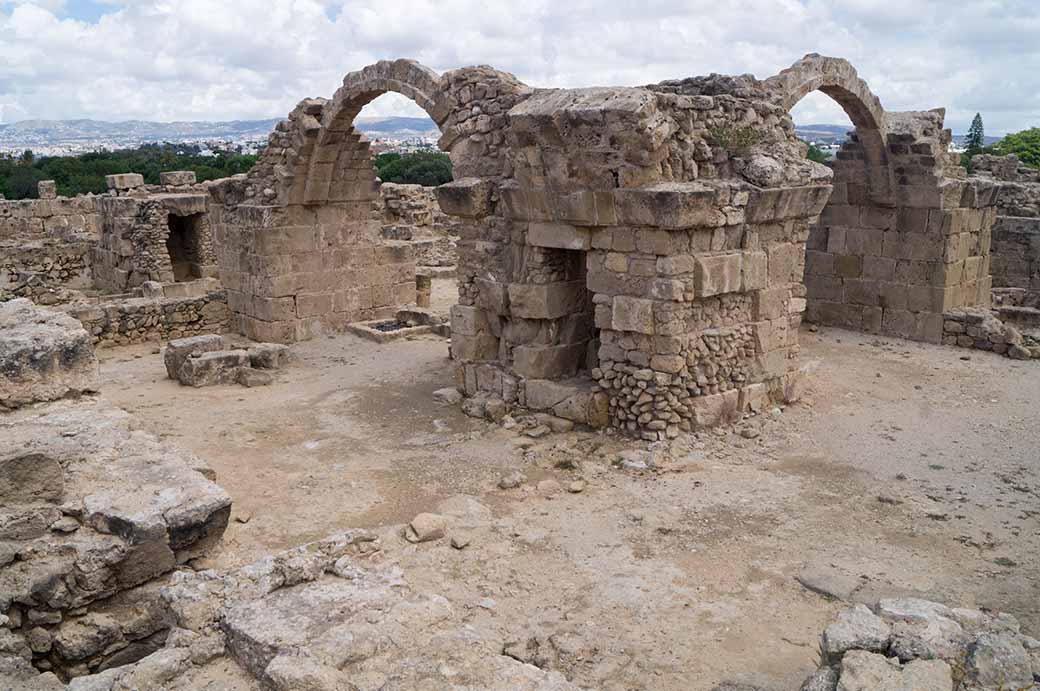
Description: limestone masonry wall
xmin=971 ymin=154 xmax=1040 ymax=307
xmin=803 ymin=112 xmax=997 ymax=344
xmin=0 ymin=185 xmax=99 ymax=300
xmin=379 ymin=182 xmax=460 ymax=269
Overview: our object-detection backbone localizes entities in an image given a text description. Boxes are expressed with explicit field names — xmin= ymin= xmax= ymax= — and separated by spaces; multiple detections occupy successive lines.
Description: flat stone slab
xmin=0 ymin=299 xmax=99 ymax=410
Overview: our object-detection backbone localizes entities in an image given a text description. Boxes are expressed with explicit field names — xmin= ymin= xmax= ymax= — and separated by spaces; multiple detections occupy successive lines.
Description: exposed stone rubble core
xmin=63 ymin=278 xmax=228 ymax=347
xmin=164 ymin=334 xmax=289 ymax=387
xmin=801 ymin=598 xmax=1040 ymax=690
xmin=0 ymin=184 xmax=97 ymax=305
xmin=0 ymin=398 xmax=231 ymax=680
xmin=0 ymin=299 xmax=98 ymax=410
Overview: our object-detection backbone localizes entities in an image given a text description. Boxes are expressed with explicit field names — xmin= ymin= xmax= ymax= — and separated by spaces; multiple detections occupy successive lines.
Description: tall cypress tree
xmin=966 ymin=113 xmax=985 ymax=155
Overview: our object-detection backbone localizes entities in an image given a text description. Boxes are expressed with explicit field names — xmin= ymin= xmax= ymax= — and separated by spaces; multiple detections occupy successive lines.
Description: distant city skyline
xmin=0 ymin=1 xmax=1036 ymax=136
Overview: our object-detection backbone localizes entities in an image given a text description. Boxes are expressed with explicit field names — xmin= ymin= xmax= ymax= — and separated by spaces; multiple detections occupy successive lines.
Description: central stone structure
xmin=216 ymin=55 xmax=997 ymax=438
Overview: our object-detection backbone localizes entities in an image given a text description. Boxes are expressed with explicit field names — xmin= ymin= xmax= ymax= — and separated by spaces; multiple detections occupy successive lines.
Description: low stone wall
xmin=941 ymin=307 xmax=1038 ymax=359
xmin=0 ymin=191 xmax=100 ymax=301
xmin=0 ymin=240 xmax=93 ymax=301
xmin=65 ymin=288 xmax=229 ymax=347
xmin=0 ymin=194 xmax=99 ymax=242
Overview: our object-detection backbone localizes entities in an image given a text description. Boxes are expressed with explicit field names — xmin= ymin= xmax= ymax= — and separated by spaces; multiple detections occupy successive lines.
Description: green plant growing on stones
xmin=707 ymin=125 xmax=764 ymax=157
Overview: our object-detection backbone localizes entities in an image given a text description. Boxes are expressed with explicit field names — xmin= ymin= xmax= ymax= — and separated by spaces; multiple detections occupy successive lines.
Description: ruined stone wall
xmin=65 ymin=287 xmax=228 ymax=347
xmin=93 ymin=174 xmax=217 ymax=293
xmin=0 ymin=190 xmax=99 ymax=300
xmin=379 ymin=182 xmax=460 ymax=268
xmin=442 ymin=70 xmax=833 ymax=440
xmin=970 ymin=154 xmax=1040 ymax=306
xmin=210 ymin=60 xmax=529 ymax=343
xmin=803 ymin=112 xmax=997 ymax=343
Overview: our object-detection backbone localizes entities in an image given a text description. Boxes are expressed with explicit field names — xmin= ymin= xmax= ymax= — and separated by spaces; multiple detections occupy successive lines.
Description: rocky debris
xmin=433 ymin=386 xmax=464 ymax=405
xmin=498 ymin=470 xmax=527 ymax=489
xmin=833 ymin=650 xmax=953 ymax=691
xmin=0 ymin=398 xmax=230 ymax=679
xmin=404 ymin=513 xmax=449 ymax=543
xmin=247 ymin=342 xmax=290 ymax=370
xmin=162 ymin=334 xmax=223 ymax=378
xmin=801 ymin=598 xmax=1039 ymax=690
xmin=73 ymin=529 xmax=578 ymax=691
xmin=164 ymin=335 xmax=290 ymax=388
xmin=0 ymin=299 xmax=99 ymax=410
xmin=821 ymin=605 xmax=891 ymax=660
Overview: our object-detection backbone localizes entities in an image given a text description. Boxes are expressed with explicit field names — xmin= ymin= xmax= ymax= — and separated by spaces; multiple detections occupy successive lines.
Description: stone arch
xmin=290 ymin=59 xmax=453 ymax=206
xmin=763 ymin=54 xmax=891 ymax=202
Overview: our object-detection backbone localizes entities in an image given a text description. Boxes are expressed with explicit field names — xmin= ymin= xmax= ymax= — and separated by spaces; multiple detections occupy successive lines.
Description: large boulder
xmin=0 ymin=299 xmax=98 ymax=410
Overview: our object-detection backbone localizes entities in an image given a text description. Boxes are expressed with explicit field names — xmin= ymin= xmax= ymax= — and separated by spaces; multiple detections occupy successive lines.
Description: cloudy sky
xmin=0 ymin=0 xmax=1036 ymax=134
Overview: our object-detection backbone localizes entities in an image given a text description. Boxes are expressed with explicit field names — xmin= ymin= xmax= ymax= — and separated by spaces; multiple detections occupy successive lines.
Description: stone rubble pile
xmin=801 ymin=598 xmax=1039 ymax=691
xmin=942 ymin=307 xmax=1039 ymax=359
xmin=163 ymin=334 xmax=289 ymax=387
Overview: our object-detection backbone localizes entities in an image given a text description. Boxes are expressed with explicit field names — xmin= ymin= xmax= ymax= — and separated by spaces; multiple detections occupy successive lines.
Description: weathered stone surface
xmin=177 ymin=350 xmax=250 ymax=387
xmin=0 ymin=399 xmax=230 ymax=630
xmin=965 ymin=632 xmax=1034 ymax=689
xmin=0 ymin=299 xmax=98 ymax=409
xmin=105 ymin=173 xmax=145 ymax=191
xmin=835 ymin=650 xmax=952 ymax=691
xmin=163 ymin=334 xmax=224 ymax=379
xmin=247 ymin=342 xmax=290 ymax=370
xmin=822 ymin=604 xmax=891 ymax=660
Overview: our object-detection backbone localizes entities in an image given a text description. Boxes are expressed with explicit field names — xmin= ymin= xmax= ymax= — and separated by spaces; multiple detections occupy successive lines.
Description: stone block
xmin=611 ymin=296 xmax=655 ymax=334
xmin=527 ymin=222 xmax=591 ymax=250
xmin=753 ymin=287 xmax=788 ymax=320
xmin=177 ymin=350 xmax=250 ymax=387
xmin=694 ymin=253 xmax=742 ymax=297
xmin=0 ymin=299 xmax=99 ymax=409
xmin=105 ymin=173 xmax=145 ymax=191
xmin=512 ymin=343 xmax=587 ymax=379
xmin=450 ymin=305 xmax=490 ymax=336
xmin=163 ymin=334 xmax=225 ymax=379
xmin=159 ymin=171 xmax=197 ymax=186
xmin=742 ymin=251 xmax=768 ymax=290
xmin=247 ymin=343 xmax=290 ymax=370
xmin=451 ymin=332 xmax=499 ymax=361
xmin=692 ymin=389 xmax=740 ymax=428
xmin=614 ymin=182 xmax=722 ymax=229
xmin=435 ymin=177 xmax=493 ymax=218
xmin=37 ymin=180 xmax=57 ymax=200
xmin=508 ymin=280 xmax=587 ymax=320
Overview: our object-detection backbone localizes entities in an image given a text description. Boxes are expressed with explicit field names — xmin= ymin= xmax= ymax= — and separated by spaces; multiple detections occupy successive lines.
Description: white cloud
xmin=0 ymin=0 xmax=1035 ymax=133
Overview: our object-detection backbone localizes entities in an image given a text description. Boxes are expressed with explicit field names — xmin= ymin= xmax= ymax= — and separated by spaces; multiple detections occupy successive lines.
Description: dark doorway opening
xmin=166 ymin=214 xmax=204 ymax=282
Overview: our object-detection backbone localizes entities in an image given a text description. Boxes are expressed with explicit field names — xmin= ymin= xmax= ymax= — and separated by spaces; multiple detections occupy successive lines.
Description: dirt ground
xmin=97 ymin=283 xmax=1040 ymax=690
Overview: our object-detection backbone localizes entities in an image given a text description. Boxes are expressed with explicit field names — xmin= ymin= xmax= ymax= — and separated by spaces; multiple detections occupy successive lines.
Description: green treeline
xmin=373 ymin=152 xmax=452 ymax=186
xmin=0 ymin=146 xmax=455 ymax=199
xmin=0 ymin=144 xmax=258 ymax=199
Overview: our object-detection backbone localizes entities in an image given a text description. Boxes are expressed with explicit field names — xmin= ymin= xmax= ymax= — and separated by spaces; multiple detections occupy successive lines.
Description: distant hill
xmin=0 ymin=116 xmax=440 ymax=153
